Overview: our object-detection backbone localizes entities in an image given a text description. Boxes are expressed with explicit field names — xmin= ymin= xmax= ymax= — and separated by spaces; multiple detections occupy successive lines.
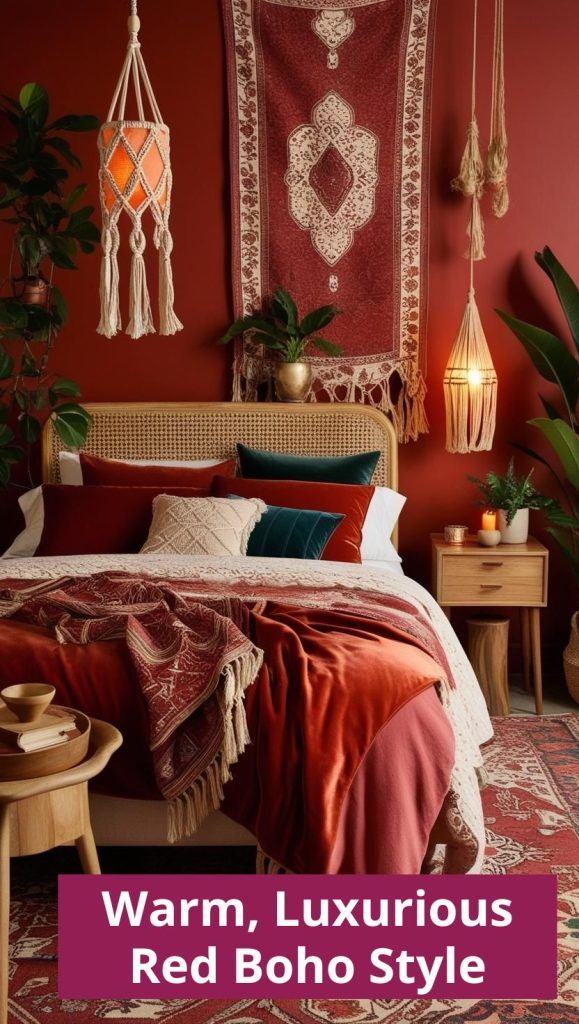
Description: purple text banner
xmin=59 ymin=874 xmax=557 ymax=1000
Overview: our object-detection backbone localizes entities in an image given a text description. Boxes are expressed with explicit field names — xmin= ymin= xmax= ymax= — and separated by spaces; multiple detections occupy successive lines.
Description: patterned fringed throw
xmin=221 ymin=0 xmax=437 ymax=442
xmin=0 ymin=575 xmax=262 ymax=844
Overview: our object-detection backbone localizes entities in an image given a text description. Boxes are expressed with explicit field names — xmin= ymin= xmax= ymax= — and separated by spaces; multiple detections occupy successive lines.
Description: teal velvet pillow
xmin=237 ymin=444 xmax=380 ymax=485
xmin=244 ymin=503 xmax=344 ymax=559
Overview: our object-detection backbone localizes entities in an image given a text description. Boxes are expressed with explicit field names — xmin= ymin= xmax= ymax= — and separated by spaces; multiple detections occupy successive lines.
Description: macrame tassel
xmin=451 ymin=118 xmax=486 ymax=260
xmin=127 ymin=225 xmax=154 ymax=339
xmin=451 ymin=118 xmax=485 ymax=199
xmin=97 ymin=223 xmax=121 ymax=337
xmin=486 ymin=139 xmax=509 ymax=217
xmin=156 ymin=227 xmax=183 ymax=335
xmin=486 ymin=0 xmax=508 ymax=217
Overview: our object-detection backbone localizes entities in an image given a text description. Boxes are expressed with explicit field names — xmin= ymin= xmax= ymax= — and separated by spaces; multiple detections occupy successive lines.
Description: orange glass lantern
xmin=97 ymin=1 xmax=182 ymax=339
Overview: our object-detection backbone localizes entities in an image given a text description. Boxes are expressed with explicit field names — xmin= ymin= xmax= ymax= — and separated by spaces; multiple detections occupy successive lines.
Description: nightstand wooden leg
xmin=520 ymin=608 xmax=531 ymax=692
xmin=0 ymin=805 xmax=10 ymax=1024
xmin=529 ymin=608 xmax=543 ymax=715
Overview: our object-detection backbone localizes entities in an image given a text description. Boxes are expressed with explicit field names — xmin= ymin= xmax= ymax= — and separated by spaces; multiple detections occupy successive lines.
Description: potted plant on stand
xmin=469 ymin=459 xmax=555 ymax=543
xmin=0 ymin=83 xmax=99 ymax=487
xmin=496 ymin=246 xmax=579 ymax=699
xmin=219 ymin=287 xmax=342 ymax=402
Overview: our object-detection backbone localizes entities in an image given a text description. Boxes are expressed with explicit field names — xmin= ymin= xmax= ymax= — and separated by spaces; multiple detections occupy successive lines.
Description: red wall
xmin=1 ymin=0 xmax=577 ymax=658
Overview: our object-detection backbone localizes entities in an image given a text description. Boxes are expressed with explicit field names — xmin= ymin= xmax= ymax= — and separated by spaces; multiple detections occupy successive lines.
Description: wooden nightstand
xmin=431 ymin=534 xmax=548 ymax=715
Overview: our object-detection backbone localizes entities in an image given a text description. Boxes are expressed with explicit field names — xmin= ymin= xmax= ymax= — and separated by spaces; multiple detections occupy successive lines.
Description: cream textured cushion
xmin=141 ymin=495 xmax=266 ymax=556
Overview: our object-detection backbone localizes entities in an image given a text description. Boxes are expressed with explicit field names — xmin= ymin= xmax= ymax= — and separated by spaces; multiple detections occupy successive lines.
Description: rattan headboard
xmin=42 ymin=401 xmax=399 ymax=546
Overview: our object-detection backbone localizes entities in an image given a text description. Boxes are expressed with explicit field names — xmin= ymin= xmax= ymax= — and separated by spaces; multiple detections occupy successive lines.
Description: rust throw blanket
xmin=0 ymin=573 xmax=452 ymax=868
xmin=221 ymin=0 xmax=437 ymax=441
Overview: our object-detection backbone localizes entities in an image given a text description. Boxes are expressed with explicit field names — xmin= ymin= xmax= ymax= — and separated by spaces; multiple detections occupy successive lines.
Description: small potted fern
xmin=219 ymin=287 xmax=342 ymax=402
xmin=469 ymin=459 xmax=555 ymax=543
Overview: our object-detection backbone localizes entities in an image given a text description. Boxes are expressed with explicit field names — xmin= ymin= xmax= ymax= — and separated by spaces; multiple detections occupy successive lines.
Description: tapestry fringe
xmin=167 ymin=647 xmax=262 ymax=843
xmin=256 ymin=846 xmax=288 ymax=875
xmin=233 ymin=342 xmax=429 ymax=443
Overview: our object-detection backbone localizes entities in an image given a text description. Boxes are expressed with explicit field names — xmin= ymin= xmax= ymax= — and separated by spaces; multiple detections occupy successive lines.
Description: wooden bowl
xmin=1 ymin=683 xmax=56 ymax=723
xmin=0 ymin=709 xmax=91 ymax=781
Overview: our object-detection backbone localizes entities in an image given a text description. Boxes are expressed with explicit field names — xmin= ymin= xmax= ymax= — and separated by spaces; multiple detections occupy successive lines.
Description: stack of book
xmin=0 ymin=707 xmax=78 ymax=754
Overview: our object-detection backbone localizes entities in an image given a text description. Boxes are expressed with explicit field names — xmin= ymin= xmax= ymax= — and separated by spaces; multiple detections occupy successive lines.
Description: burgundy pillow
xmin=79 ymin=453 xmax=236 ymax=487
xmin=212 ymin=476 xmax=373 ymax=563
xmin=35 ymin=485 xmax=210 ymax=556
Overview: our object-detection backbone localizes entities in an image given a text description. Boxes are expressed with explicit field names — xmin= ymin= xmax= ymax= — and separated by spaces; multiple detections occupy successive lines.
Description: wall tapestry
xmin=221 ymin=0 xmax=437 ymax=441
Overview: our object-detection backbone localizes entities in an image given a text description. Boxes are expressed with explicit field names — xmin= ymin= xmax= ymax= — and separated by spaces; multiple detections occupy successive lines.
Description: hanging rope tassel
xmin=451 ymin=119 xmax=485 ymax=260
xmin=97 ymin=223 xmax=122 ymax=337
xmin=156 ymin=226 xmax=184 ymax=335
xmin=486 ymin=0 xmax=509 ymax=217
xmin=127 ymin=225 xmax=154 ymax=338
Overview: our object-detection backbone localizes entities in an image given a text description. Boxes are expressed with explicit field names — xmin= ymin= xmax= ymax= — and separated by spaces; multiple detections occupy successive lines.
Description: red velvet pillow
xmin=79 ymin=453 xmax=236 ymax=487
xmin=35 ymin=485 xmax=209 ymax=556
xmin=212 ymin=476 xmax=373 ymax=563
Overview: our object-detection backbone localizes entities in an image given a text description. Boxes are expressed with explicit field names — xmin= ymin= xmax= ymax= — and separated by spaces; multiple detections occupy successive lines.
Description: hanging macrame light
xmin=97 ymin=0 xmax=182 ymax=339
xmin=444 ymin=0 xmax=497 ymax=454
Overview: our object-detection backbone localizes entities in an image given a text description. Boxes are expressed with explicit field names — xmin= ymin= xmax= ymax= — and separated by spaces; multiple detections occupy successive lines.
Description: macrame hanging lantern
xmin=97 ymin=0 xmax=182 ymax=339
xmin=444 ymin=0 xmax=497 ymax=454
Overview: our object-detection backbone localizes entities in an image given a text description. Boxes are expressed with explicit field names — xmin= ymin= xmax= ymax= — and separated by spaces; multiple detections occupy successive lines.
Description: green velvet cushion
xmin=237 ymin=444 xmax=380 ymax=485
xmin=245 ymin=503 xmax=344 ymax=559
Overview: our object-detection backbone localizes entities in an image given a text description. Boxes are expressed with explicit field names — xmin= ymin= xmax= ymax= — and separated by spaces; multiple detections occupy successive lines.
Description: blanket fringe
xmin=167 ymin=647 xmax=262 ymax=843
xmin=256 ymin=846 xmax=288 ymax=875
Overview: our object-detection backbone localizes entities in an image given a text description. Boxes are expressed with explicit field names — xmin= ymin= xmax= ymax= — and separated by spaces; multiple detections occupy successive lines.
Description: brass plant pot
xmin=274 ymin=361 xmax=312 ymax=403
xmin=12 ymin=275 xmax=50 ymax=306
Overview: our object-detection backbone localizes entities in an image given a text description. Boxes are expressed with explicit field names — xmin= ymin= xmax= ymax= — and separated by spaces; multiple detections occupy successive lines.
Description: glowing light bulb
xmin=467 ymin=367 xmax=482 ymax=386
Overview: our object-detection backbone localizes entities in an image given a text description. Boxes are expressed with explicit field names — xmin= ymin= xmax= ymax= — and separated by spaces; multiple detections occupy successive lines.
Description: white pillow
xmin=360 ymin=487 xmax=405 ymax=563
xmin=58 ymin=451 xmax=227 ymax=485
xmin=362 ymin=558 xmax=404 ymax=576
xmin=2 ymin=487 xmax=44 ymax=558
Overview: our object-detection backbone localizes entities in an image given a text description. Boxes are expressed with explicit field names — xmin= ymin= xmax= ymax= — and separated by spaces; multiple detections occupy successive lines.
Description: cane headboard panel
xmin=42 ymin=401 xmax=399 ymax=546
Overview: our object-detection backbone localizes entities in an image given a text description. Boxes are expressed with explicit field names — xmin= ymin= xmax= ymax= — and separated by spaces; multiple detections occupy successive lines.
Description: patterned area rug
xmin=8 ymin=714 xmax=579 ymax=1022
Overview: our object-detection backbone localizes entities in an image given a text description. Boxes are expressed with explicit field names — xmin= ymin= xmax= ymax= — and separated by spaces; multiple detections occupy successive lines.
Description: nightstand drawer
xmin=439 ymin=554 xmax=546 ymax=605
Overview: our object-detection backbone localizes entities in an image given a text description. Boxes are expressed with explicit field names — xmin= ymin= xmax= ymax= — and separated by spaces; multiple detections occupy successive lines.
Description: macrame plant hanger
xmin=444 ymin=0 xmax=497 ymax=454
xmin=97 ymin=0 xmax=182 ymax=339
xmin=486 ymin=0 xmax=508 ymax=217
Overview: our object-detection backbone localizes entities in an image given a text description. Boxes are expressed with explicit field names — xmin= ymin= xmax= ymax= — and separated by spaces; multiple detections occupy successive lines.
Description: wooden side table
xmin=431 ymin=534 xmax=548 ymax=715
xmin=0 ymin=718 xmax=122 ymax=1024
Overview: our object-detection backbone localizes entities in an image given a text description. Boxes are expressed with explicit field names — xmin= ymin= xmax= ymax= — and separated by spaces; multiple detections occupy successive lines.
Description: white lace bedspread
xmin=0 ymin=554 xmax=493 ymax=871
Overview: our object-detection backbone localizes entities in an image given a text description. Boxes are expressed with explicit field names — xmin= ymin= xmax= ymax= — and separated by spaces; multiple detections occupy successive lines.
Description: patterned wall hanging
xmin=221 ymin=0 xmax=437 ymax=442
xmin=97 ymin=0 xmax=182 ymax=339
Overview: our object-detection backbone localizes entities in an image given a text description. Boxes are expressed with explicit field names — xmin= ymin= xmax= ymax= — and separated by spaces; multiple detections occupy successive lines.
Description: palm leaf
xmin=496 ymin=308 xmax=578 ymax=424
xmin=299 ymin=304 xmax=341 ymax=337
xmin=271 ymin=288 xmax=298 ymax=332
xmin=535 ymin=247 xmax=579 ymax=355
xmin=218 ymin=316 xmax=285 ymax=345
xmin=547 ymin=526 xmax=579 ymax=585
xmin=528 ymin=417 xmax=579 ymax=491
xmin=309 ymin=336 xmax=342 ymax=357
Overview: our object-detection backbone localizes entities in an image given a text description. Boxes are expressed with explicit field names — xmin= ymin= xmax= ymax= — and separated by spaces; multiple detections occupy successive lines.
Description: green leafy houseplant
xmin=0 ymin=83 xmax=100 ymax=486
xmin=496 ymin=247 xmax=579 ymax=584
xmin=218 ymin=287 xmax=343 ymax=361
xmin=468 ymin=458 xmax=555 ymax=526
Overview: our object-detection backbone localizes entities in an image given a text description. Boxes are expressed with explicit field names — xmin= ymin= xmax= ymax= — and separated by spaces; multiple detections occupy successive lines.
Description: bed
xmin=0 ymin=401 xmax=492 ymax=873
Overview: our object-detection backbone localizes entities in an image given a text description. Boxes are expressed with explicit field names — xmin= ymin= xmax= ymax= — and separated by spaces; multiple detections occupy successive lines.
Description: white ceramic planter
xmin=498 ymin=507 xmax=529 ymax=544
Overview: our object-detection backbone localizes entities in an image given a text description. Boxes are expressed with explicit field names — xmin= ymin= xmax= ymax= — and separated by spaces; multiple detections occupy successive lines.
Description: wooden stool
xmin=0 ymin=718 xmax=122 ymax=1024
xmin=467 ymin=615 xmax=510 ymax=716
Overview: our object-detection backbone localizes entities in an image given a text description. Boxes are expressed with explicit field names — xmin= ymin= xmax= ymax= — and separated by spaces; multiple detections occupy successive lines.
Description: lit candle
xmin=482 ymin=510 xmax=496 ymax=531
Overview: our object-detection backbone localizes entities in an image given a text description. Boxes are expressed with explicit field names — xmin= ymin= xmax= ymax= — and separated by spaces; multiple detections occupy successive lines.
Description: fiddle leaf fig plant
xmin=0 ymin=83 xmax=99 ymax=485
xmin=496 ymin=246 xmax=579 ymax=582
xmin=219 ymin=287 xmax=343 ymax=362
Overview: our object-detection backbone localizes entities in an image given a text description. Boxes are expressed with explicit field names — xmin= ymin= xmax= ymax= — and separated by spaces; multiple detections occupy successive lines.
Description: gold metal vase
xmin=274 ymin=361 xmax=312 ymax=403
